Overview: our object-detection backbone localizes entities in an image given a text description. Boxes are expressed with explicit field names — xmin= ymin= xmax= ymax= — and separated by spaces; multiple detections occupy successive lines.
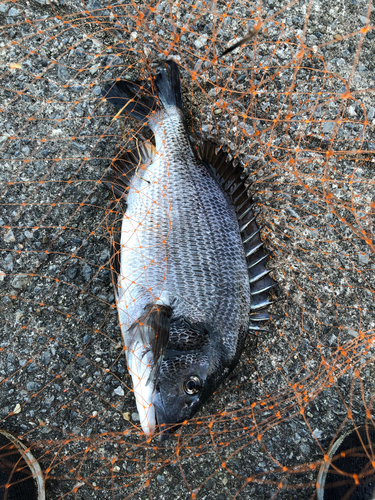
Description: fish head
xmin=152 ymin=351 xmax=216 ymax=440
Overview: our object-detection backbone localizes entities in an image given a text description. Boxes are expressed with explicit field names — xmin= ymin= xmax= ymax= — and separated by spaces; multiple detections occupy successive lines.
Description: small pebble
xmin=41 ymin=351 xmax=51 ymax=365
xmin=77 ymin=357 xmax=87 ymax=367
xmin=4 ymin=230 xmax=15 ymax=243
xmin=90 ymin=64 xmax=101 ymax=75
xmin=347 ymin=329 xmax=358 ymax=337
xmin=132 ymin=412 xmax=140 ymax=422
xmin=194 ymin=36 xmax=207 ymax=49
xmin=57 ymin=65 xmax=69 ymax=82
xmin=82 ymin=264 xmax=92 ymax=282
xmin=13 ymin=403 xmax=21 ymax=414
xmin=87 ymin=0 xmax=101 ymax=9
xmin=7 ymin=354 xmax=16 ymax=363
xmin=313 ymin=428 xmax=323 ymax=439
xmin=67 ymin=268 xmax=78 ymax=279
xmin=4 ymin=255 xmax=13 ymax=272
xmin=300 ymin=443 xmax=311 ymax=456
xmin=294 ymin=432 xmax=301 ymax=443
xmin=113 ymin=386 xmax=124 ymax=397
xmin=358 ymin=253 xmax=369 ymax=264
xmin=323 ymin=121 xmax=334 ymax=133
xmin=62 ymin=348 xmax=71 ymax=361
xmin=26 ymin=382 xmax=40 ymax=392
xmin=11 ymin=275 xmax=29 ymax=289
xmin=8 ymin=7 xmax=20 ymax=16
xmin=15 ymin=310 xmax=24 ymax=322
xmin=334 ymin=34 xmax=343 ymax=41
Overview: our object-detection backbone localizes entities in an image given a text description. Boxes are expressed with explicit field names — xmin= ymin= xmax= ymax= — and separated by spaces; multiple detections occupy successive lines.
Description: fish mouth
xmin=152 ymin=392 xmax=181 ymax=441
xmin=128 ymin=348 xmax=180 ymax=439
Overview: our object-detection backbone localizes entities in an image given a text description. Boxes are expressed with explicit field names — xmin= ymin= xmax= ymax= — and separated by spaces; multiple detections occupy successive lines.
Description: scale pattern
xmin=118 ymin=110 xmax=251 ymax=361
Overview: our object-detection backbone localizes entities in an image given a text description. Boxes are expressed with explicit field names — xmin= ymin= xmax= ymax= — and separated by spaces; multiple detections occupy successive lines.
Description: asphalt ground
xmin=0 ymin=0 xmax=374 ymax=499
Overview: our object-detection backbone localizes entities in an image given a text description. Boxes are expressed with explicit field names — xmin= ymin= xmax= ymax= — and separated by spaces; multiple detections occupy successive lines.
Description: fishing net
xmin=0 ymin=0 xmax=374 ymax=498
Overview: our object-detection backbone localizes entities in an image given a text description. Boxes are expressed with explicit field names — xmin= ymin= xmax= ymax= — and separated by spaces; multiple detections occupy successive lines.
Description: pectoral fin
xmin=128 ymin=304 xmax=172 ymax=386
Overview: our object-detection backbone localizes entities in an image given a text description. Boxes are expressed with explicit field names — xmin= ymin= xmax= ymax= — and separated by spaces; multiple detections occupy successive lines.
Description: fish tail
xmin=102 ymin=60 xmax=183 ymax=124
xmin=154 ymin=60 xmax=184 ymax=112
xmin=102 ymin=79 xmax=158 ymax=122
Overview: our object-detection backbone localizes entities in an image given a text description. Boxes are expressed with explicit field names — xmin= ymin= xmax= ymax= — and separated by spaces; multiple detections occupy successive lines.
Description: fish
xmin=101 ymin=60 xmax=274 ymax=440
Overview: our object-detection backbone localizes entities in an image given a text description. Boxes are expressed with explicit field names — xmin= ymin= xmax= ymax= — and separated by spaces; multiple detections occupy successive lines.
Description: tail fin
xmin=102 ymin=79 xmax=157 ymax=121
xmin=102 ymin=60 xmax=184 ymax=123
xmin=154 ymin=60 xmax=184 ymax=111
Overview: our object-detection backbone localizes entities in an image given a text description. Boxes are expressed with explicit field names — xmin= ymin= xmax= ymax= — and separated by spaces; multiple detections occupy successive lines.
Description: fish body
xmin=102 ymin=61 xmax=274 ymax=438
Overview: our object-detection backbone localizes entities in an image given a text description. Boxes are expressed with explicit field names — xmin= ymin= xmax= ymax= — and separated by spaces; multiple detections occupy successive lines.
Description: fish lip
xmin=153 ymin=392 xmax=180 ymax=441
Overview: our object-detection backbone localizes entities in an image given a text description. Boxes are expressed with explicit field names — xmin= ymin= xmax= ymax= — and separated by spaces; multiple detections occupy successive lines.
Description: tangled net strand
xmin=0 ymin=0 xmax=374 ymax=498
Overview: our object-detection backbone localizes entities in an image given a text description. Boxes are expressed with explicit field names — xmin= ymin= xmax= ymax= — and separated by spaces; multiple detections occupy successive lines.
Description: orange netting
xmin=0 ymin=0 xmax=374 ymax=498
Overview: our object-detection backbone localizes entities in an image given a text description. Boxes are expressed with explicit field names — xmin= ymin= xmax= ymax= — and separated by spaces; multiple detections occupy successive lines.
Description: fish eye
xmin=183 ymin=376 xmax=201 ymax=395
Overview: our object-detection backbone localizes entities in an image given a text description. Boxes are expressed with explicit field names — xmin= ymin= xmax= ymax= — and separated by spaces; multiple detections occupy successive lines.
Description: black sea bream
xmin=102 ymin=60 xmax=274 ymax=439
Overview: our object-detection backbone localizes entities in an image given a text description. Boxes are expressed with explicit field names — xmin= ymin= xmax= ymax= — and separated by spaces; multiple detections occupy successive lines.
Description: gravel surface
xmin=0 ymin=0 xmax=374 ymax=499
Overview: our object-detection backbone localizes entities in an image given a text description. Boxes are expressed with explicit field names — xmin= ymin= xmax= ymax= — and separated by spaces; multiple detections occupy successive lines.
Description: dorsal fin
xmin=196 ymin=140 xmax=276 ymax=334
xmin=101 ymin=141 xmax=156 ymax=203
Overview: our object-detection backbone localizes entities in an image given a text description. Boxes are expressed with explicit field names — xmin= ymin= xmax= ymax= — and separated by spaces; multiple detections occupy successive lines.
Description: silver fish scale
xmin=117 ymin=111 xmax=251 ymax=358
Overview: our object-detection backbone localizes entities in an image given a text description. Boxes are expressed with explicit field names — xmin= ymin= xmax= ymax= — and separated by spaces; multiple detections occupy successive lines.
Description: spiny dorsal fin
xmin=101 ymin=141 xmax=156 ymax=203
xmin=197 ymin=140 xmax=276 ymax=330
